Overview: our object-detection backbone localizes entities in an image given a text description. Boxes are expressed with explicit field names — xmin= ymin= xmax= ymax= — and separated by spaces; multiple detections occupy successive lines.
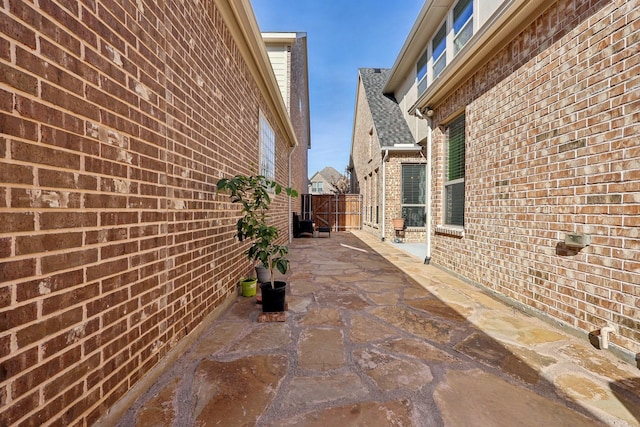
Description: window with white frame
xmin=432 ymin=23 xmax=447 ymax=79
xmin=401 ymin=164 xmax=426 ymax=227
xmin=417 ymin=49 xmax=429 ymax=94
xmin=444 ymin=114 xmax=465 ymax=227
xmin=374 ymin=169 xmax=380 ymax=224
xmin=454 ymin=0 xmax=473 ymax=54
xmin=259 ymin=112 xmax=275 ymax=182
xmin=416 ymin=0 xmax=474 ymax=94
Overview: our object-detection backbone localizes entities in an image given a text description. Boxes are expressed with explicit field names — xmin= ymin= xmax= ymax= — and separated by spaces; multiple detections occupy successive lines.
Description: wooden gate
xmin=300 ymin=194 xmax=362 ymax=231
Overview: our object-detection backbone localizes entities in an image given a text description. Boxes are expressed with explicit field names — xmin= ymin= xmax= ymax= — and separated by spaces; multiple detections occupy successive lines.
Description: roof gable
xmin=359 ymin=68 xmax=415 ymax=148
xmin=311 ymin=166 xmax=343 ymax=182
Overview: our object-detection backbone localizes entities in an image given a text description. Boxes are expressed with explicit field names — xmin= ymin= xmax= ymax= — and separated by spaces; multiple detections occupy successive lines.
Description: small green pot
xmin=241 ymin=278 xmax=257 ymax=297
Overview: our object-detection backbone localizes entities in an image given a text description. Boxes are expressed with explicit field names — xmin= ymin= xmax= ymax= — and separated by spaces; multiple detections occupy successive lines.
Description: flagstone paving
xmin=113 ymin=232 xmax=640 ymax=426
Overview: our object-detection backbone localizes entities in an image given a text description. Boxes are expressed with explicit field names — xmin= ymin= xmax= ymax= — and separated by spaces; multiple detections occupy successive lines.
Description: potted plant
xmin=216 ymin=174 xmax=298 ymax=312
xmin=392 ymin=210 xmax=405 ymax=243
xmin=392 ymin=217 xmax=405 ymax=230
xmin=240 ymin=277 xmax=258 ymax=297
xmin=392 ymin=210 xmax=405 ymax=231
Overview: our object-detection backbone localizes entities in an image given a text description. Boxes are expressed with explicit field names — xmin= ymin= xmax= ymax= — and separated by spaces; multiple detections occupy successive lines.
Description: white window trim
xmin=443 ymin=113 xmax=466 ymax=229
xmin=417 ymin=0 xmax=475 ymax=95
xmin=401 ymin=163 xmax=427 ymax=228
xmin=259 ymin=112 xmax=275 ymax=183
xmin=432 ymin=21 xmax=448 ymax=80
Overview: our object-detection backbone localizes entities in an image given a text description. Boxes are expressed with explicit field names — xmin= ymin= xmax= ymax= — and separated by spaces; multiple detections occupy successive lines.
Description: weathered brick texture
xmin=430 ymin=0 xmax=639 ymax=354
xmin=1 ymin=0 xmax=296 ymax=425
xmin=351 ymin=75 xmax=427 ymax=243
xmin=287 ymin=36 xmax=311 ymax=199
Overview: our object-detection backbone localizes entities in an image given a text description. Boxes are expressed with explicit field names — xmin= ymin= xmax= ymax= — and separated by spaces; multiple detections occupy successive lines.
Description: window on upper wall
xmin=416 ymin=0 xmax=474 ymax=94
xmin=454 ymin=0 xmax=473 ymax=55
xmin=401 ymin=164 xmax=426 ymax=227
xmin=417 ymin=49 xmax=429 ymax=94
xmin=432 ymin=23 xmax=447 ymax=79
xmin=444 ymin=114 xmax=466 ymax=227
xmin=259 ymin=112 xmax=275 ymax=182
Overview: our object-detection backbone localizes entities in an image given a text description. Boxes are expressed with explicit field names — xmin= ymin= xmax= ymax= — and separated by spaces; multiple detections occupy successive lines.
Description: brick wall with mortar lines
xmin=0 ymin=1 xmax=295 ymax=425
xmin=288 ymin=37 xmax=310 ymax=199
xmin=351 ymin=77 xmax=379 ymax=237
xmin=351 ymin=77 xmax=427 ymax=243
xmin=384 ymin=154 xmax=427 ymax=243
xmin=429 ymin=0 xmax=639 ymax=355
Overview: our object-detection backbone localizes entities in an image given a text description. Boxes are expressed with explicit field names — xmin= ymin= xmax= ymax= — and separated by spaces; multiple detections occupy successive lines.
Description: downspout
xmin=424 ymin=118 xmax=432 ymax=265
xmin=412 ymin=107 xmax=433 ymax=264
xmin=288 ymin=146 xmax=294 ymax=243
xmin=381 ymin=149 xmax=389 ymax=241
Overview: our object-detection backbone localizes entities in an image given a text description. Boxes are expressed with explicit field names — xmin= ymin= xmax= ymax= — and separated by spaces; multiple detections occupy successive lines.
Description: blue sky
xmin=251 ymin=1 xmax=424 ymax=178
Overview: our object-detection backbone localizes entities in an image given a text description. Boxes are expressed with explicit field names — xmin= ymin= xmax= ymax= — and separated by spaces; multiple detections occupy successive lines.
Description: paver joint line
xmin=116 ymin=232 xmax=640 ymax=427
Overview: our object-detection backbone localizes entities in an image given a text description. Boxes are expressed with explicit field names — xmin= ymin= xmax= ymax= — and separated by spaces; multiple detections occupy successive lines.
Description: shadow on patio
xmin=111 ymin=232 xmax=640 ymax=426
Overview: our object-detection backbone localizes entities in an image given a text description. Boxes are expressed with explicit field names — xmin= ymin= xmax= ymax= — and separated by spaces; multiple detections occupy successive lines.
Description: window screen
xmin=259 ymin=113 xmax=275 ymax=182
xmin=432 ymin=23 xmax=447 ymax=78
xmin=417 ymin=49 xmax=429 ymax=94
xmin=402 ymin=164 xmax=426 ymax=227
xmin=454 ymin=0 xmax=473 ymax=54
xmin=445 ymin=114 xmax=465 ymax=226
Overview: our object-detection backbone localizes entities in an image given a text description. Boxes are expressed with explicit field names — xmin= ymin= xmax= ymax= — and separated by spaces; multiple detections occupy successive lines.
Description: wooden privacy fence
xmin=300 ymin=194 xmax=362 ymax=231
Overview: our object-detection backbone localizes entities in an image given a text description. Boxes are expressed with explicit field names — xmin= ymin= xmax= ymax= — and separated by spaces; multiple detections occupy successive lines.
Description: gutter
xmin=220 ymin=0 xmax=299 ymax=149
xmin=407 ymin=0 xmax=555 ymax=112
xmin=385 ymin=144 xmax=423 ymax=153
xmin=409 ymin=108 xmax=433 ymax=265
xmin=288 ymin=146 xmax=293 ymax=242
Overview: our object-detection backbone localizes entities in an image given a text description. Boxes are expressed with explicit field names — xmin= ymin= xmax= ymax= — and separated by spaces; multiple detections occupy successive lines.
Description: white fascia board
xmin=262 ymin=32 xmax=300 ymax=43
xmin=349 ymin=73 xmax=365 ymax=163
xmin=410 ymin=0 xmax=555 ymax=113
xmin=386 ymin=0 xmax=555 ymax=110
xmin=219 ymin=0 xmax=298 ymax=148
xmin=386 ymin=145 xmax=423 ymax=152
xmin=384 ymin=0 xmax=450 ymax=94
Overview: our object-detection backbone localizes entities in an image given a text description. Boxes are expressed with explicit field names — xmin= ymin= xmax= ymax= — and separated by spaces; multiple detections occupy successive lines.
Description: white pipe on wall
xmin=425 ymin=118 xmax=433 ymax=264
xmin=381 ymin=149 xmax=389 ymax=241
xmin=288 ymin=146 xmax=293 ymax=242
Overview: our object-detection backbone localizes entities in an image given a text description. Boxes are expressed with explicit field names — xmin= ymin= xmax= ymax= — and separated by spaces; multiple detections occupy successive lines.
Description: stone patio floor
xmin=111 ymin=231 xmax=640 ymax=426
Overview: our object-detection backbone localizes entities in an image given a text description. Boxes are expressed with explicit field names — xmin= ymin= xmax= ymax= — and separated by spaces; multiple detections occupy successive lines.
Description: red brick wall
xmin=352 ymin=75 xmax=427 ymax=243
xmin=351 ymin=76 xmax=381 ymax=237
xmin=383 ymin=154 xmax=427 ymax=243
xmin=430 ymin=0 xmax=639 ymax=355
xmin=288 ymin=36 xmax=310 ymax=199
xmin=0 ymin=1 xmax=295 ymax=424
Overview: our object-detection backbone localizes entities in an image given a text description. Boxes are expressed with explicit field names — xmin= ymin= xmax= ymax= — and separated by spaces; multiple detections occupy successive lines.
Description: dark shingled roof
xmin=359 ymin=68 xmax=415 ymax=148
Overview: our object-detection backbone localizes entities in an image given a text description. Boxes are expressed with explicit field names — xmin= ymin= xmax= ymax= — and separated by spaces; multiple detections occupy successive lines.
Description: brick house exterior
xmin=263 ymin=32 xmax=310 ymax=199
xmin=309 ymin=166 xmax=344 ymax=194
xmin=378 ymin=0 xmax=639 ymax=359
xmin=0 ymin=0 xmax=303 ymax=424
xmin=350 ymin=68 xmax=426 ymax=243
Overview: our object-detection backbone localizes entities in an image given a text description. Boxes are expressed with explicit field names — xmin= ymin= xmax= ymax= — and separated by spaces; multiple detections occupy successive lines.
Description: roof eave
xmin=219 ymin=0 xmax=298 ymax=148
xmin=409 ymin=0 xmax=556 ymax=114
xmin=384 ymin=0 xmax=449 ymax=94
xmin=262 ymin=32 xmax=303 ymax=44
xmin=383 ymin=145 xmax=423 ymax=153
xmin=386 ymin=0 xmax=556 ymax=108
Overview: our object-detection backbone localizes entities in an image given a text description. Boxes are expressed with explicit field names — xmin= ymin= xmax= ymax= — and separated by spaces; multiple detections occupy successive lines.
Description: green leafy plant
xmin=217 ymin=174 xmax=298 ymax=288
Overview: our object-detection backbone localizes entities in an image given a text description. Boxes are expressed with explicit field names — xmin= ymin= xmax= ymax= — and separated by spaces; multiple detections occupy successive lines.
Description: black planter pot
xmin=260 ymin=281 xmax=286 ymax=312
